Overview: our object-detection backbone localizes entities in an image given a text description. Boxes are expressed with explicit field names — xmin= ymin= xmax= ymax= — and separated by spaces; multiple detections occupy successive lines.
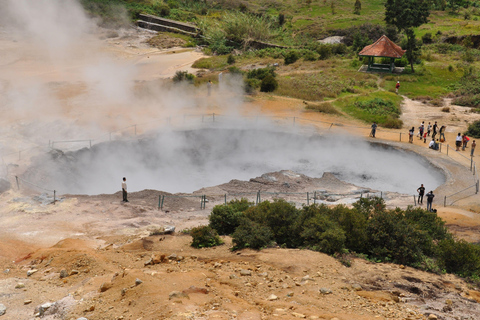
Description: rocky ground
xmin=1 ymin=25 xmax=480 ymax=320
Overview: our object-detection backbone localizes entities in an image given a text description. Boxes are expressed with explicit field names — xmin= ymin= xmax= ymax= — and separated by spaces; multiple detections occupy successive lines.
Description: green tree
xmin=385 ymin=0 xmax=430 ymax=72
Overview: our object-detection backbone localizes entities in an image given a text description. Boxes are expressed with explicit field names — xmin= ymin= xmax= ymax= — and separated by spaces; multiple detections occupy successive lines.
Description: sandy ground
xmin=1 ymin=26 xmax=480 ymax=320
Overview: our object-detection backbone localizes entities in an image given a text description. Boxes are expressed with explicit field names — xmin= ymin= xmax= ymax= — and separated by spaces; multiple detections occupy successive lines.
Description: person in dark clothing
xmin=417 ymin=184 xmax=425 ymax=204
xmin=122 ymin=177 xmax=129 ymax=202
xmin=432 ymin=121 xmax=438 ymax=140
xmin=426 ymin=191 xmax=435 ymax=212
xmin=370 ymin=122 xmax=377 ymax=138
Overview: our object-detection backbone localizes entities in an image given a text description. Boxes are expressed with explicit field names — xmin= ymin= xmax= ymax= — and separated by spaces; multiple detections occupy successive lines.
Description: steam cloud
xmin=0 ymin=0 xmax=444 ymax=197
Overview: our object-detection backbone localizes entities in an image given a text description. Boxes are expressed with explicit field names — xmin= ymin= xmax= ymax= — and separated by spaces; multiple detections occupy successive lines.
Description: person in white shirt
xmin=455 ymin=133 xmax=462 ymax=151
xmin=122 ymin=177 xmax=128 ymax=202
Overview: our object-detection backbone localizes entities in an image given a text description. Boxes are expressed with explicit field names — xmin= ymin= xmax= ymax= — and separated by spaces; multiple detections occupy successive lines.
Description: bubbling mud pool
xmin=23 ymin=127 xmax=445 ymax=195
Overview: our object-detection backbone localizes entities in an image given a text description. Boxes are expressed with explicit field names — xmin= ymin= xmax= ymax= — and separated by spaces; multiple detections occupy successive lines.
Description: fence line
xmin=2 ymin=112 xmax=478 ymax=208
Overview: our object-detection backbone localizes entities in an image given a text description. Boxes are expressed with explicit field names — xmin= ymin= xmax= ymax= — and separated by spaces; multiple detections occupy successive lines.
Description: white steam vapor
xmin=0 ymin=0 xmax=444 ymax=197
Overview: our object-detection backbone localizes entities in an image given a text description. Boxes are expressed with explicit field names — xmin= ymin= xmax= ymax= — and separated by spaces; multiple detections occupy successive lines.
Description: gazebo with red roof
xmin=358 ymin=35 xmax=406 ymax=73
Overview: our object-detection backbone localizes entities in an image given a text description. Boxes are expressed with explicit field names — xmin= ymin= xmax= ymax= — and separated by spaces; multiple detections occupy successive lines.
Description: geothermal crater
xmin=23 ymin=126 xmax=445 ymax=195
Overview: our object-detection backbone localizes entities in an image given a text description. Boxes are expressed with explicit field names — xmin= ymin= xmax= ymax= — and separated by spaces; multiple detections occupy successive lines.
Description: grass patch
xmin=304 ymin=101 xmax=341 ymax=115
xmin=192 ymin=55 xmax=230 ymax=70
xmin=335 ymin=91 xmax=403 ymax=127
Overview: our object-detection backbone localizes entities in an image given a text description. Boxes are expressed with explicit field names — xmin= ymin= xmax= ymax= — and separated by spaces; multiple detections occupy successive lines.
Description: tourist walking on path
xmin=395 ymin=81 xmax=400 ymax=94
xmin=439 ymin=125 xmax=446 ymax=142
xmin=472 ymin=140 xmax=476 ymax=157
xmin=409 ymin=127 xmax=414 ymax=143
xmin=417 ymin=184 xmax=425 ymax=205
xmin=418 ymin=122 xmax=424 ymax=139
xmin=427 ymin=122 xmax=431 ymax=137
xmin=122 ymin=177 xmax=128 ymax=202
xmin=432 ymin=121 xmax=438 ymax=140
xmin=370 ymin=122 xmax=377 ymax=138
xmin=456 ymin=133 xmax=462 ymax=151
xmin=426 ymin=191 xmax=435 ymax=212
xmin=462 ymin=134 xmax=469 ymax=151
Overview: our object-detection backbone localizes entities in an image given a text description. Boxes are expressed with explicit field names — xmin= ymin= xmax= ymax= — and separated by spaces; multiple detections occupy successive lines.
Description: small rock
xmin=36 ymin=302 xmax=53 ymax=316
xmin=287 ymin=292 xmax=294 ymax=297
xmin=258 ymin=272 xmax=268 ymax=277
xmin=100 ymin=282 xmax=112 ymax=292
xmin=302 ymin=275 xmax=314 ymax=282
xmin=70 ymin=269 xmax=79 ymax=275
xmin=168 ymin=253 xmax=177 ymax=260
xmin=240 ymin=269 xmax=252 ymax=276
xmin=292 ymin=312 xmax=306 ymax=318
xmin=15 ymin=283 xmax=25 ymax=289
xmin=214 ymin=262 xmax=222 ymax=268
xmin=427 ymin=314 xmax=438 ymax=320
xmin=169 ymin=291 xmax=189 ymax=300
xmin=3 ymin=269 xmax=9 ymax=274
xmin=445 ymin=299 xmax=453 ymax=305
xmin=267 ymin=294 xmax=278 ymax=301
xmin=24 ymin=300 xmax=32 ymax=305
xmin=135 ymin=278 xmax=143 ymax=286
xmin=59 ymin=269 xmax=68 ymax=279
xmin=85 ymin=305 xmax=95 ymax=312
xmin=229 ymin=274 xmax=238 ymax=279
xmin=0 ymin=304 xmax=6 ymax=316
xmin=27 ymin=269 xmax=38 ymax=276
xmin=77 ymin=318 xmax=88 ymax=320
xmin=352 ymin=283 xmax=362 ymax=291
xmin=320 ymin=287 xmax=332 ymax=294
xmin=144 ymin=258 xmax=153 ymax=266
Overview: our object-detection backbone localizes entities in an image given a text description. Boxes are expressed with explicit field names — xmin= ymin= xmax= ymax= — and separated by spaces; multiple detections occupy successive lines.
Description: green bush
xmin=333 ymin=205 xmax=368 ymax=253
xmin=383 ymin=116 xmax=403 ymax=129
xmin=232 ymin=218 xmax=273 ymax=250
xmin=227 ymin=54 xmax=236 ymax=64
xmin=303 ymin=50 xmax=319 ymax=61
xmin=245 ymin=200 xmax=300 ymax=247
xmin=367 ymin=209 xmax=429 ymax=265
xmin=353 ymin=98 xmax=401 ymax=118
xmin=298 ymin=204 xmax=346 ymax=254
xmin=466 ymin=119 xmax=480 ymax=138
xmin=352 ymin=197 xmax=386 ymax=218
xmin=190 ymin=226 xmax=224 ymax=248
xmin=247 ymin=67 xmax=276 ymax=80
xmin=209 ymin=199 xmax=251 ymax=235
xmin=284 ymin=50 xmax=300 ymax=65
xmin=260 ymin=75 xmax=278 ymax=92
xmin=172 ymin=70 xmax=195 ymax=83
xmin=422 ymin=32 xmax=433 ymax=44
xmin=437 ymin=238 xmax=480 ymax=277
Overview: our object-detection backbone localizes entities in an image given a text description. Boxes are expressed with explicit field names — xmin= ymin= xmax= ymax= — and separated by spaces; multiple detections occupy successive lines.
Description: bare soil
xmin=1 ymin=28 xmax=480 ymax=320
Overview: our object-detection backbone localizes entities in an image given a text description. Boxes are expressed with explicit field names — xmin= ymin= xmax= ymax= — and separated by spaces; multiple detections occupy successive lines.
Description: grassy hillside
xmin=81 ymin=0 xmax=480 ymax=128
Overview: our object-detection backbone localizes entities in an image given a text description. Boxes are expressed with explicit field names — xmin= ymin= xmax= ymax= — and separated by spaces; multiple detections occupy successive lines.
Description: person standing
xmin=417 ymin=184 xmax=425 ymax=205
xmin=409 ymin=127 xmax=414 ymax=143
xmin=426 ymin=191 xmax=435 ymax=212
xmin=122 ymin=177 xmax=128 ymax=202
xmin=432 ymin=121 xmax=438 ymax=140
xmin=418 ymin=121 xmax=424 ymax=140
xmin=427 ymin=122 xmax=431 ymax=137
xmin=456 ymin=133 xmax=462 ymax=151
xmin=395 ymin=81 xmax=400 ymax=94
xmin=471 ymin=140 xmax=476 ymax=157
xmin=370 ymin=122 xmax=378 ymax=138
xmin=207 ymin=80 xmax=212 ymax=96
xmin=439 ymin=125 xmax=446 ymax=142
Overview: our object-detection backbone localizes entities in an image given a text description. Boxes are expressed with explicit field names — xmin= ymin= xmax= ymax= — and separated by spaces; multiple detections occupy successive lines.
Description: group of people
xmin=409 ymin=121 xmax=446 ymax=144
xmin=417 ymin=184 xmax=435 ymax=212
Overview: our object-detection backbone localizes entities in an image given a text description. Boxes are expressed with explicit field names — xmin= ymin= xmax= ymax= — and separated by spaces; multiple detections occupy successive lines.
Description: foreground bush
xmin=190 ymin=226 xmax=223 ymax=248
xmin=437 ymin=238 xmax=480 ymax=277
xmin=466 ymin=119 xmax=480 ymax=138
xmin=209 ymin=198 xmax=252 ymax=235
xmin=232 ymin=218 xmax=273 ymax=250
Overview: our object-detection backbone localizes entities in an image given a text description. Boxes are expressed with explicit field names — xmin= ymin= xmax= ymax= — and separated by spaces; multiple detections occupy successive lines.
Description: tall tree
xmin=385 ymin=0 xmax=430 ymax=72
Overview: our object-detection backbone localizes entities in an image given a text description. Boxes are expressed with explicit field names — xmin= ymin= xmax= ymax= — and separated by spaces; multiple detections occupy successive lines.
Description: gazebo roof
xmin=358 ymin=35 xmax=406 ymax=58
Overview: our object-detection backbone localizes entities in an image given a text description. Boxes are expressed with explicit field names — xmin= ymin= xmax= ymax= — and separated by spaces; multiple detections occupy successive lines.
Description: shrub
xmin=190 ymin=226 xmax=224 ymax=248
xmin=437 ymin=238 xmax=480 ymax=277
xmin=442 ymin=107 xmax=450 ymax=112
xmin=352 ymin=197 xmax=386 ymax=218
xmin=245 ymin=200 xmax=300 ymax=247
xmin=260 ymin=75 xmax=278 ymax=92
xmin=383 ymin=116 xmax=403 ymax=129
xmin=333 ymin=205 xmax=368 ymax=253
xmin=303 ymin=50 xmax=319 ymax=61
xmin=367 ymin=209 xmax=429 ymax=265
xmin=173 ymin=70 xmax=195 ymax=83
xmin=466 ymin=120 xmax=480 ymax=138
xmin=354 ymin=98 xmax=401 ymax=118
xmin=422 ymin=32 xmax=433 ymax=44
xmin=227 ymin=54 xmax=235 ymax=64
xmin=247 ymin=67 xmax=276 ymax=80
xmin=298 ymin=204 xmax=346 ymax=254
xmin=153 ymin=3 xmax=170 ymax=17
xmin=232 ymin=218 xmax=273 ymax=250
xmin=278 ymin=13 xmax=285 ymax=26
xmin=209 ymin=200 xmax=250 ymax=235
xmin=284 ymin=50 xmax=300 ymax=65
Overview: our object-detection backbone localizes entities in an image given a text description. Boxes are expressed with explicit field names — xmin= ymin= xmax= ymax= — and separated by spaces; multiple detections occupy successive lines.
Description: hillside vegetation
xmin=82 ymin=0 xmax=480 ymax=132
